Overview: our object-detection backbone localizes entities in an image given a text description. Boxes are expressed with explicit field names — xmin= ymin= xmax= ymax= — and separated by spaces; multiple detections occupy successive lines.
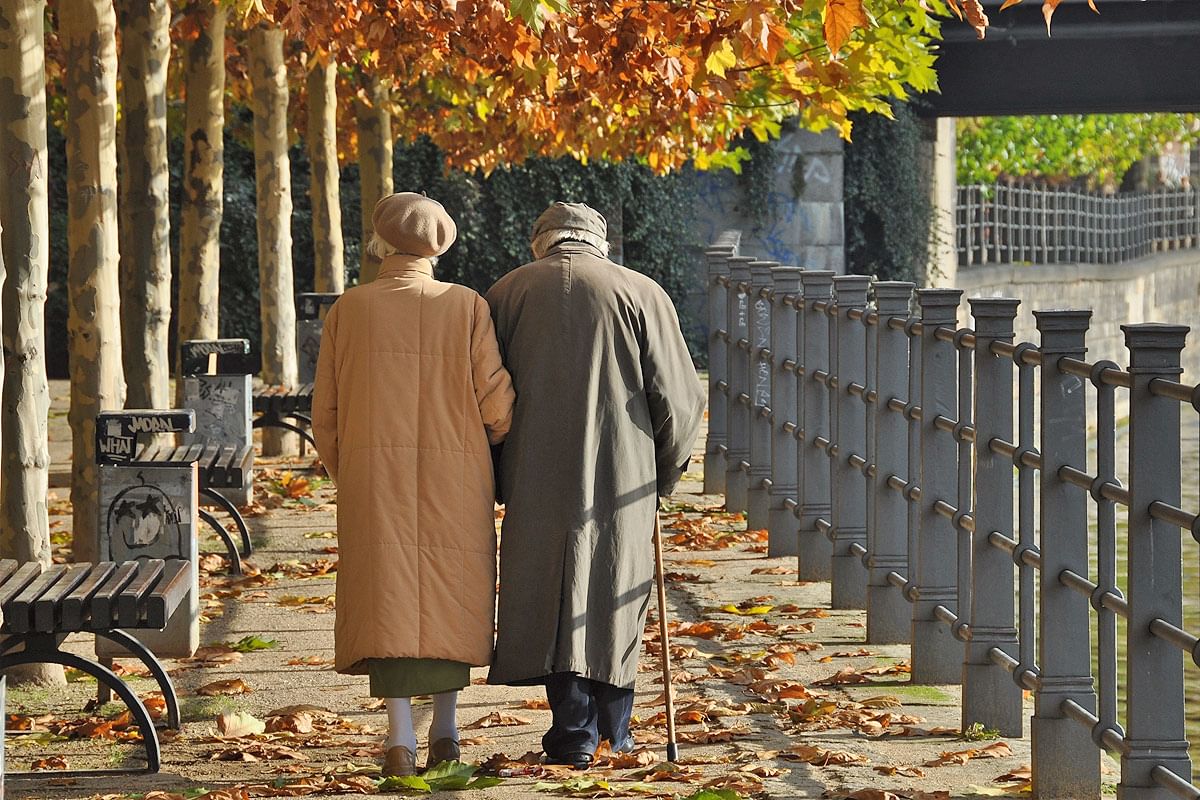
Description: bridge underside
xmin=919 ymin=0 xmax=1200 ymax=117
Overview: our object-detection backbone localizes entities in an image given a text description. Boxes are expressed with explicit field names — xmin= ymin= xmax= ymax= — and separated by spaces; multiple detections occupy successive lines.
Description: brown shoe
xmin=426 ymin=737 xmax=461 ymax=769
xmin=382 ymin=745 xmax=418 ymax=778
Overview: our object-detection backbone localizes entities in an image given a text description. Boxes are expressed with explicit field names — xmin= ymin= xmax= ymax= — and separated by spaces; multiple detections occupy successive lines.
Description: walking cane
xmin=652 ymin=510 xmax=680 ymax=762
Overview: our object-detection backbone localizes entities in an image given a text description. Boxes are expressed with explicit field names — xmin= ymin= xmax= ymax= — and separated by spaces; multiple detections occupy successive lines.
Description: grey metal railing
xmin=704 ymin=230 xmax=1200 ymax=799
xmin=957 ymin=182 xmax=1199 ymax=266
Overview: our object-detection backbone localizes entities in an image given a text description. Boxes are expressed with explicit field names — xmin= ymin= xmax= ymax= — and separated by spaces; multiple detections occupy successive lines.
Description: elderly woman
xmin=312 ymin=193 xmax=515 ymax=778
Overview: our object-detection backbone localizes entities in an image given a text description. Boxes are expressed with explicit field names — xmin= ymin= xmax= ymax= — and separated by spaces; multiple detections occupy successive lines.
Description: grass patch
xmin=888 ymin=684 xmax=956 ymax=705
xmin=180 ymin=694 xmax=239 ymax=723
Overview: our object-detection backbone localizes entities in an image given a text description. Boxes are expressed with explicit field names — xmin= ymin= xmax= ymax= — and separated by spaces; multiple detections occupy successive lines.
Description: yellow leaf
xmin=999 ymin=0 xmax=1023 ymax=10
xmin=824 ymin=0 xmax=869 ymax=54
xmin=719 ymin=604 xmax=774 ymax=616
xmin=705 ymin=39 xmax=736 ymax=78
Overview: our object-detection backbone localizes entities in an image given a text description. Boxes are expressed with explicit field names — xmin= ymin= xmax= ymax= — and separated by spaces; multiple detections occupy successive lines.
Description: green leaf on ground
xmin=227 ymin=635 xmax=280 ymax=652
xmin=378 ymin=761 xmax=503 ymax=793
xmin=682 ymin=791 xmax=745 ymax=800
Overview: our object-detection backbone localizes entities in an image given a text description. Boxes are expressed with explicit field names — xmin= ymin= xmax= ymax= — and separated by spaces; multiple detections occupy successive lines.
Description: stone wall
xmin=690 ymin=129 xmax=845 ymax=271
xmin=955 ymin=250 xmax=1200 ymax=382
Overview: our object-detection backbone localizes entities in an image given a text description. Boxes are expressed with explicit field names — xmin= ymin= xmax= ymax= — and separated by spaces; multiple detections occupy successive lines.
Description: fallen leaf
xmin=197 ymin=678 xmax=252 ymax=697
xmin=217 ymin=710 xmax=266 ymax=738
xmin=924 ymin=740 xmax=1013 ymax=767
xmin=465 ymin=711 xmax=531 ymax=729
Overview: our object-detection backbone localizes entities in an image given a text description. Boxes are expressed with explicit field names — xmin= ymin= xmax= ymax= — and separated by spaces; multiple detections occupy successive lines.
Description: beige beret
xmin=372 ymin=192 xmax=457 ymax=257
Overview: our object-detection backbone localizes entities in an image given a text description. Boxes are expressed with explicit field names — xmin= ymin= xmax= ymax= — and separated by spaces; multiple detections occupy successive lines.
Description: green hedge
xmin=43 ymin=107 xmax=699 ymax=377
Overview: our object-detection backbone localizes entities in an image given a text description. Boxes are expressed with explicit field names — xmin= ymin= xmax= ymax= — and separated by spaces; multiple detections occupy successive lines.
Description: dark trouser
xmin=542 ymin=672 xmax=635 ymax=758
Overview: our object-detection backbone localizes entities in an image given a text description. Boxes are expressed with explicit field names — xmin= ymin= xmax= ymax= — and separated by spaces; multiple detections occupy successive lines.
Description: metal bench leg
xmin=98 ymin=655 xmax=113 ymax=706
xmin=253 ymin=416 xmax=317 ymax=451
xmin=200 ymin=487 xmax=252 ymax=557
xmin=0 ymin=644 xmax=162 ymax=775
xmin=198 ymin=508 xmax=245 ymax=575
xmin=96 ymin=630 xmax=181 ymax=730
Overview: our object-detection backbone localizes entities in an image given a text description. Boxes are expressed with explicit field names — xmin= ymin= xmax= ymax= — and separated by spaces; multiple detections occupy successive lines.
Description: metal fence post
xmin=867 ymin=282 xmax=915 ymax=644
xmin=963 ymin=298 xmax=1022 ymax=736
xmin=1120 ymin=323 xmax=1192 ymax=799
xmin=769 ymin=267 xmax=802 ymax=557
xmin=705 ymin=245 xmax=736 ymax=495
xmin=746 ymin=261 xmax=778 ymax=532
xmin=1032 ymin=309 xmax=1099 ymax=799
xmin=797 ymin=271 xmax=835 ymax=581
xmin=724 ymin=257 xmax=754 ymax=514
xmin=829 ymin=275 xmax=870 ymax=609
xmin=912 ymin=289 xmax=964 ymax=685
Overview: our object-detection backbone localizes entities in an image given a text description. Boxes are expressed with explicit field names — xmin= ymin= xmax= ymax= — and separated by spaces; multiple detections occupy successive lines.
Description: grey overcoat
xmin=485 ymin=241 xmax=705 ymax=689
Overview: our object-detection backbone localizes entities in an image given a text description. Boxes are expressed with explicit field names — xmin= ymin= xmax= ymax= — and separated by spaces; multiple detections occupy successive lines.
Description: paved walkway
xmin=5 ymin=382 xmax=1076 ymax=799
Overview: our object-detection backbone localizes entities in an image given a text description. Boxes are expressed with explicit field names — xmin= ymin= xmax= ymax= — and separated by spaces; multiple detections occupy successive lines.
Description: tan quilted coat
xmin=312 ymin=255 xmax=515 ymax=674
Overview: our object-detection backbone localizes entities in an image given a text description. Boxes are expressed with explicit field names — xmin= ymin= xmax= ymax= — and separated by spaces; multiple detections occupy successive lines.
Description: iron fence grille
xmin=705 ymin=231 xmax=1200 ymax=799
xmin=956 ymin=183 xmax=1200 ymax=267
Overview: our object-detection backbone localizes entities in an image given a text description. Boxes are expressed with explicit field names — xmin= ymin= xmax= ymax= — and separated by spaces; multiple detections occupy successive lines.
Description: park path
xmin=4 ymin=381 xmax=1078 ymax=800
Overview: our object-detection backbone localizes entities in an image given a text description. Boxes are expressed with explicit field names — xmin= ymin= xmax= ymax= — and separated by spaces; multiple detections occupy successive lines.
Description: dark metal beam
xmin=918 ymin=0 xmax=1200 ymax=117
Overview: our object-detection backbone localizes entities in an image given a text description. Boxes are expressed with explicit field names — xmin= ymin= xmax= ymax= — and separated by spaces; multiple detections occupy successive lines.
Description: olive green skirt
xmin=367 ymin=657 xmax=471 ymax=698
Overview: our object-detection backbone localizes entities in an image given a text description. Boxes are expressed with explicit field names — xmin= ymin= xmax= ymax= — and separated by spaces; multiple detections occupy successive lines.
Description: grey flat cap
xmin=531 ymin=202 xmax=607 ymax=241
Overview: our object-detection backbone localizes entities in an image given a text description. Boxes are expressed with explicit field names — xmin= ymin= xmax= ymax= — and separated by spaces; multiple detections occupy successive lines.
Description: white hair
xmin=366 ymin=232 xmax=437 ymax=267
xmin=366 ymin=232 xmax=398 ymax=259
xmin=531 ymin=228 xmax=610 ymax=260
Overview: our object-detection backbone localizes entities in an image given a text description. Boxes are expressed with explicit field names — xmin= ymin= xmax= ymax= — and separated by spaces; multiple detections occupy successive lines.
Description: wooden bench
xmin=252 ymin=382 xmax=317 ymax=453
xmin=98 ymin=409 xmax=247 ymax=576
xmin=296 ymin=291 xmax=340 ymax=383
xmin=180 ymin=338 xmax=257 ymax=540
xmin=0 ymin=558 xmax=188 ymax=777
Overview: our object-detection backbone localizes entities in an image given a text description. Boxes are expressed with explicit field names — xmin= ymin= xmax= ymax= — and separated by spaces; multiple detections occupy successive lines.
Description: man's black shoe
xmin=612 ymin=734 xmax=636 ymax=754
xmin=545 ymin=752 xmax=593 ymax=770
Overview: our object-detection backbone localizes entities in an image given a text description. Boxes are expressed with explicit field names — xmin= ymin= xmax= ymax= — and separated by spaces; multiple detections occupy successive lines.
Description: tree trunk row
xmin=178 ymin=0 xmax=226 ymax=362
xmin=308 ymin=60 xmax=345 ymax=294
xmin=249 ymin=26 xmax=298 ymax=456
xmin=62 ymin=0 xmax=126 ymax=564
xmin=356 ymin=74 xmax=393 ymax=284
xmin=117 ymin=0 xmax=172 ymax=411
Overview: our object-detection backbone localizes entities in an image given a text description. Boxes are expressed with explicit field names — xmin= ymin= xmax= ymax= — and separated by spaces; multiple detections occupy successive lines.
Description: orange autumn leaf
xmin=824 ymin=0 xmax=869 ymax=53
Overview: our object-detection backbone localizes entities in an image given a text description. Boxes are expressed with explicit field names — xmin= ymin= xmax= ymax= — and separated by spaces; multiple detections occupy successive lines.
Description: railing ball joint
xmin=904 ymin=484 xmax=921 ymax=502
xmin=1012 ymin=542 xmax=1037 ymax=570
xmin=903 ymin=402 xmax=921 ymax=422
xmin=903 ymin=581 xmax=919 ymax=603
xmin=1012 ymin=341 xmax=1039 ymax=367
xmin=953 ymin=620 xmax=971 ymax=641
xmin=1087 ymin=473 xmax=1121 ymax=504
xmin=1089 ymin=582 xmax=1124 ymax=614
xmin=1091 ymin=719 xmax=1125 ymax=751
xmin=1012 ymin=444 xmax=1038 ymax=469
xmin=1088 ymin=359 xmax=1120 ymax=388
xmin=903 ymin=318 xmax=920 ymax=338
xmin=952 ymin=510 xmax=971 ymax=532
xmin=952 ymin=420 xmax=969 ymax=442
xmin=953 ymin=328 xmax=973 ymax=349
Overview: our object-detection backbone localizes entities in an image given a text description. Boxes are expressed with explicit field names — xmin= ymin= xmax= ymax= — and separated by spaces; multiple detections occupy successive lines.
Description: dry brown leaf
xmin=197 ymin=678 xmax=252 ymax=697
xmin=217 ymin=710 xmax=266 ymax=738
xmin=779 ymin=743 xmax=868 ymax=766
xmin=924 ymin=740 xmax=1013 ymax=767
xmin=465 ymin=711 xmax=531 ymax=729
xmin=31 ymin=755 xmax=68 ymax=770
xmin=874 ymin=765 xmax=926 ymax=778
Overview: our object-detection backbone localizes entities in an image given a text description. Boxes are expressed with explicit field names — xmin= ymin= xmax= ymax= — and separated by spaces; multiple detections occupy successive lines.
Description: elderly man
xmin=485 ymin=202 xmax=705 ymax=768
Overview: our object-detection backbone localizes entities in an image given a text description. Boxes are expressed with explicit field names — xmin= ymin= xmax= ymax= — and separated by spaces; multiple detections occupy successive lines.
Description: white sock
xmin=429 ymin=691 xmax=459 ymax=743
xmin=385 ymin=697 xmax=417 ymax=753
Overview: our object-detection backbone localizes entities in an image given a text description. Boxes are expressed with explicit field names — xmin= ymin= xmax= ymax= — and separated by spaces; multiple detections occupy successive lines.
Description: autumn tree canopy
xmin=251 ymin=0 xmax=942 ymax=172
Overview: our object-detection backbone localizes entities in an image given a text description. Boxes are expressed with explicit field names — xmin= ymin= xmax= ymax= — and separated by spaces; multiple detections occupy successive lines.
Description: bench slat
xmin=62 ymin=562 xmax=117 ymax=629
xmin=0 ymin=562 xmax=47 ymax=621
xmin=89 ymin=562 xmax=141 ymax=629
xmin=207 ymin=446 xmax=232 ymax=487
xmin=227 ymin=445 xmax=253 ymax=486
xmin=117 ymin=559 xmax=166 ymax=628
xmin=33 ymin=563 xmax=94 ymax=632
xmin=7 ymin=564 xmax=67 ymax=633
xmin=0 ymin=559 xmax=21 ymax=587
xmin=143 ymin=560 xmax=191 ymax=628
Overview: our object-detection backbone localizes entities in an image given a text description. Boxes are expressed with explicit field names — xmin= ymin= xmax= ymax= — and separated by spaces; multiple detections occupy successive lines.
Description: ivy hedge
xmin=843 ymin=102 xmax=931 ymax=283
xmin=43 ymin=106 xmax=701 ymax=378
